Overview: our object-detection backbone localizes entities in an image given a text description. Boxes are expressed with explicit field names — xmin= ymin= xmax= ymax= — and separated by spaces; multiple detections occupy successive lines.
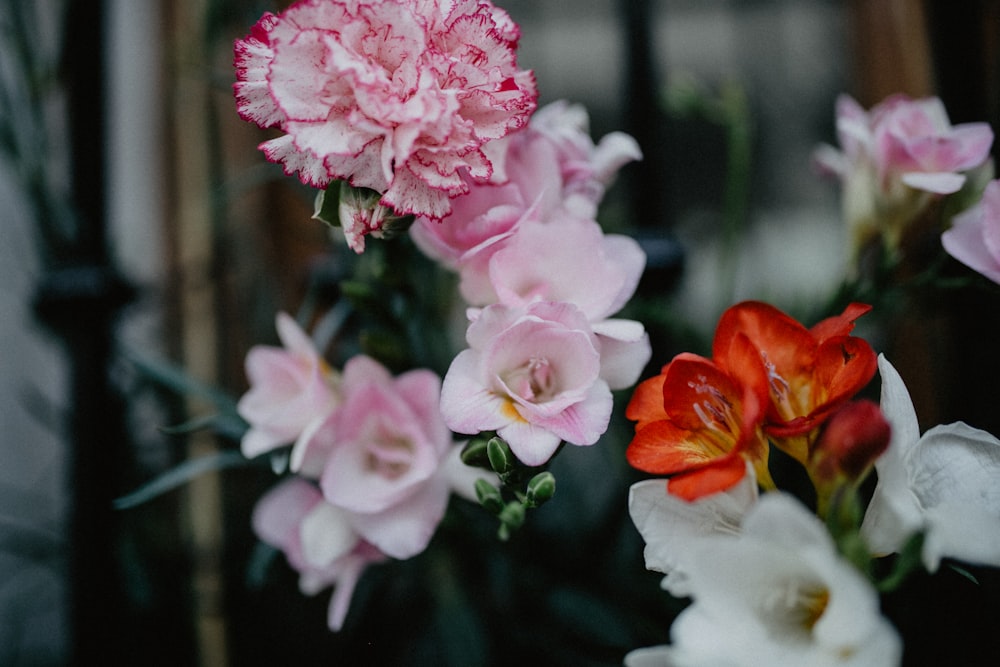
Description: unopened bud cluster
xmin=462 ymin=436 xmax=557 ymax=540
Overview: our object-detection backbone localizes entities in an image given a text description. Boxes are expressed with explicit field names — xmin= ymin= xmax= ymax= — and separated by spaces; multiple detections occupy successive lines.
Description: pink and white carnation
xmin=233 ymin=0 xmax=537 ymax=226
xmin=439 ymin=301 xmax=617 ymax=466
xmin=236 ymin=312 xmax=339 ymax=459
xmin=293 ymin=355 xmax=475 ymax=559
xmin=941 ymin=178 xmax=1000 ymax=284
xmin=409 ymin=101 xmax=641 ymax=301
xmin=251 ymin=477 xmax=387 ymax=631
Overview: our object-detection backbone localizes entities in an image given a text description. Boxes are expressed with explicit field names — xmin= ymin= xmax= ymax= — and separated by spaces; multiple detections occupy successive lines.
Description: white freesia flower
xmin=626 ymin=494 xmax=901 ymax=667
xmin=628 ymin=465 xmax=757 ymax=597
xmin=861 ymin=354 xmax=1000 ymax=571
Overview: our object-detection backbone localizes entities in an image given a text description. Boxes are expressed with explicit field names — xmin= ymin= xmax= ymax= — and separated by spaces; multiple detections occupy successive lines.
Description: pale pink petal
xmin=498 ymin=421 xmax=564 ymax=466
xmin=347 ymin=472 xmax=451 ymax=559
xmin=592 ymin=319 xmax=652 ymax=390
xmin=901 ymin=171 xmax=965 ymax=194
xmin=440 ymin=350 xmax=511 ymax=434
xmin=251 ymin=477 xmax=321 ymax=551
xmin=299 ymin=501 xmax=359 ymax=568
xmin=527 ymin=380 xmax=613 ymax=446
xmin=325 ymin=554 xmax=368 ymax=631
xmin=942 ymin=180 xmax=1000 ymax=284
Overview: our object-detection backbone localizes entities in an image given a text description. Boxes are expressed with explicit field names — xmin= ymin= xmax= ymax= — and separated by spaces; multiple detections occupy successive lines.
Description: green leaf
xmin=113 ymin=449 xmax=251 ymax=510
xmin=948 ymin=564 xmax=980 ymax=586
xmin=122 ymin=348 xmax=239 ymax=414
xmin=311 ymin=180 xmax=344 ymax=227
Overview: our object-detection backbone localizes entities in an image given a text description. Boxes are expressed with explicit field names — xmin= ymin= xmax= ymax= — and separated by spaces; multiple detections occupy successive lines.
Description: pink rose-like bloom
xmin=252 ymin=477 xmax=387 ymax=631
xmin=483 ymin=216 xmax=652 ymax=389
xmin=440 ymin=301 xmax=615 ymax=466
xmin=294 ymin=355 xmax=466 ymax=559
xmin=526 ymin=100 xmax=644 ymax=219
xmin=830 ymin=93 xmax=993 ymax=195
xmin=815 ymin=93 xmax=994 ymax=256
xmin=233 ymin=0 xmax=537 ymax=224
xmin=409 ymin=101 xmax=641 ymax=302
xmin=942 ymin=179 xmax=1000 ymax=284
xmin=236 ymin=312 xmax=339 ymax=459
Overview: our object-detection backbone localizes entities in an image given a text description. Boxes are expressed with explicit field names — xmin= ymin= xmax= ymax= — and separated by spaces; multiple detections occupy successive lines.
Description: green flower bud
xmin=498 ymin=500 xmax=525 ymax=530
xmin=460 ymin=437 xmax=492 ymax=468
xmin=474 ymin=479 xmax=504 ymax=515
xmin=525 ymin=471 xmax=556 ymax=507
xmin=486 ymin=436 xmax=514 ymax=474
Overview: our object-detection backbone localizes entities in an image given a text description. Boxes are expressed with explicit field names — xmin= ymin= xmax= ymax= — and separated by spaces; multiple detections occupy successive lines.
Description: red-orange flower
xmin=712 ymin=301 xmax=877 ymax=462
xmin=626 ymin=334 xmax=774 ymax=500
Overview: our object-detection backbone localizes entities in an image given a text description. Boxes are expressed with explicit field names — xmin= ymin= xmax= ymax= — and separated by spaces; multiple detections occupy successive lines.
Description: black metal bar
xmin=34 ymin=0 xmax=134 ymax=663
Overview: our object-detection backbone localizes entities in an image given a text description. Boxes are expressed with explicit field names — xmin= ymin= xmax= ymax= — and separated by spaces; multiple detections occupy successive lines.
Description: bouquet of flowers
xmin=118 ymin=1 xmax=1000 ymax=665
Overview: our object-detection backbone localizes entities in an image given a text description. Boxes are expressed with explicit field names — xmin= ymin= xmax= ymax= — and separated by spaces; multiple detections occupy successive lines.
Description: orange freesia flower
xmin=713 ymin=301 xmax=877 ymax=463
xmin=626 ymin=334 xmax=775 ymax=500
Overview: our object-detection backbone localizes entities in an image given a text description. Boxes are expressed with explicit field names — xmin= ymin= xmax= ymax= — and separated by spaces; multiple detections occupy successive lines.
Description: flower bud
xmin=525 ymin=471 xmax=556 ymax=507
xmin=498 ymin=501 xmax=525 ymax=530
xmin=460 ymin=437 xmax=492 ymax=469
xmin=474 ymin=479 xmax=504 ymax=515
xmin=486 ymin=436 xmax=515 ymax=474
xmin=812 ymin=400 xmax=891 ymax=483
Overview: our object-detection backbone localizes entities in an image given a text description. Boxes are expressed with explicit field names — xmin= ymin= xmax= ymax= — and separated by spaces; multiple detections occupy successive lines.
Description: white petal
xmin=299 ymin=502 xmax=358 ymax=568
xmin=628 ymin=470 xmax=756 ymax=597
xmin=909 ymin=422 xmax=1000 ymax=570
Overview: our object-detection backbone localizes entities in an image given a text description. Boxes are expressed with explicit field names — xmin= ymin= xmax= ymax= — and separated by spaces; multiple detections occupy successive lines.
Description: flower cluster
xmin=625 ymin=351 xmax=1000 ymax=665
xmin=200 ymin=1 xmax=1000 ymax=661
xmin=625 ymin=300 xmax=878 ymax=507
xmin=230 ymin=0 xmax=648 ymax=631
xmin=237 ymin=314 xmax=481 ymax=629
xmin=621 ymin=92 xmax=1000 ymax=665
xmin=425 ymin=101 xmax=650 ymax=466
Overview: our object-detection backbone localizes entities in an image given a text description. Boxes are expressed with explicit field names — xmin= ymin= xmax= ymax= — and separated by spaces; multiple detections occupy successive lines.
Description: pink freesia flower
xmin=830 ymin=93 xmax=993 ymax=195
xmin=526 ymin=100 xmax=644 ymax=219
xmin=233 ymin=0 xmax=537 ymax=227
xmin=941 ymin=179 xmax=1000 ymax=284
xmin=294 ymin=355 xmax=466 ymax=559
xmin=487 ymin=216 xmax=645 ymax=319
xmin=252 ymin=477 xmax=386 ymax=631
xmin=816 ymin=93 xmax=993 ymax=256
xmin=409 ymin=101 xmax=641 ymax=302
xmin=440 ymin=301 xmax=614 ymax=466
xmin=236 ymin=312 xmax=339 ymax=459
